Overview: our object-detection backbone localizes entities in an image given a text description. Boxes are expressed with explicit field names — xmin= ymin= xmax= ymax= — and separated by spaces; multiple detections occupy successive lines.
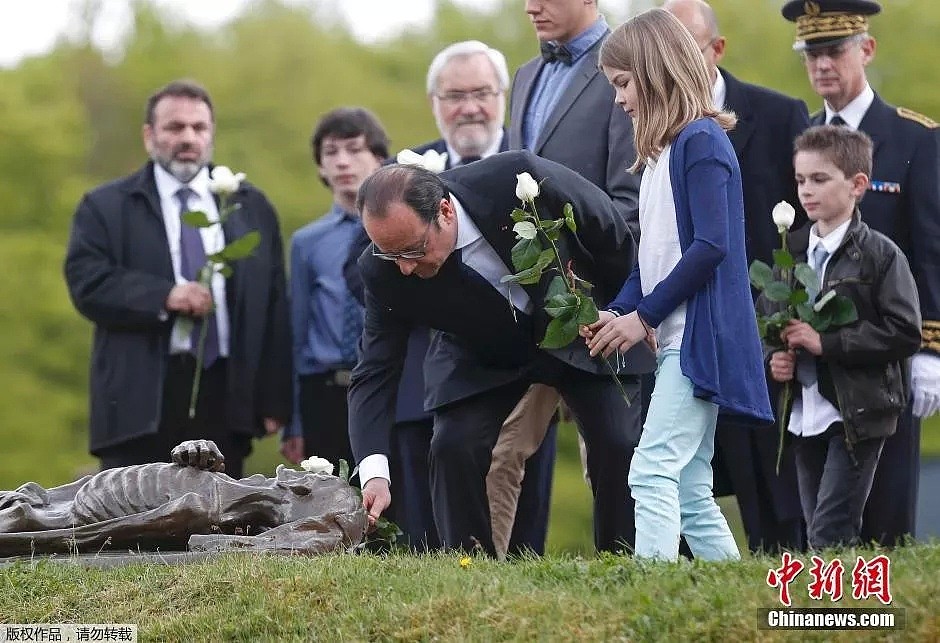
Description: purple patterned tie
xmin=176 ymin=187 xmax=219 ymax=368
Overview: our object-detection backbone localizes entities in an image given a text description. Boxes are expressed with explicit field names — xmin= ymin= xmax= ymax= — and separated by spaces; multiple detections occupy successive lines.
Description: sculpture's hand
xmin=361 ymin=478 xmax=391 ymax=531
xmin=171 ymin=439 xmax=226 ymax=472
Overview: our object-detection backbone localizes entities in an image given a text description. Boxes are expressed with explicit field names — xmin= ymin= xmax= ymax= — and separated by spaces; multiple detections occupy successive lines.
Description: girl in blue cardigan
xmin=584 ymin=8 xmax=773 ymax=561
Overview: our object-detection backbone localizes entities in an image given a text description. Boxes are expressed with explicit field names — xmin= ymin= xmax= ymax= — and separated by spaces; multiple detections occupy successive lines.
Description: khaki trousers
xmin=486 ymin=383 xmax=561 ymax=559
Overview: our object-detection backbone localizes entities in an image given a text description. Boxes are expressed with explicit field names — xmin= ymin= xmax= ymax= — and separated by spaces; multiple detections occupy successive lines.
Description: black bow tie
xmin=540 ymin=41 xmax=573 ymax=65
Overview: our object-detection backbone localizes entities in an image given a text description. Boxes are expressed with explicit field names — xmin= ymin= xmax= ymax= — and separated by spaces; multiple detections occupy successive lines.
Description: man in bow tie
xmin=783 ymin=0 xmax=940 ymax=546
xmin=64 ymin=80 xmax=292 ymax=479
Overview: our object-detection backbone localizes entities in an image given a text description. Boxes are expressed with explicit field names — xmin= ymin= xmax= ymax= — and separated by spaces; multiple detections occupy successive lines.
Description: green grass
xmin=1 ymin=547 xmax=937 ymax=641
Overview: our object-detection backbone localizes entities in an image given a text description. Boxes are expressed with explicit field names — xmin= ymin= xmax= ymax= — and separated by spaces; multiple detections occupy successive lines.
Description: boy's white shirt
xmin=788 ymin=218 xmax=850 ymax=437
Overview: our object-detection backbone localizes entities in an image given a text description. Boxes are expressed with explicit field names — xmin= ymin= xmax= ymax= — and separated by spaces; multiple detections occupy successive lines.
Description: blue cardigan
xmin=609 ymin=118 xmax=773 ymax=423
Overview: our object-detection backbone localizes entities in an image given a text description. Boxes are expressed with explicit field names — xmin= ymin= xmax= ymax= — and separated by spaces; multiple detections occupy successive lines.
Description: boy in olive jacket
xmin=764 ymin=126 xmax=921 ymax=549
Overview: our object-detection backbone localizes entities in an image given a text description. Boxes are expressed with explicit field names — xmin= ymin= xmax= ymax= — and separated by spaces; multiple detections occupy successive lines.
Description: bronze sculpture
xmin=0 ymin=440 xmax=366 ymax=557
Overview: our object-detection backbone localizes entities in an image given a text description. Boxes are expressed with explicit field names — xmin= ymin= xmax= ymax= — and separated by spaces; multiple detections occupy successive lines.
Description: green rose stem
xmin=183 ymin=190 xmax=256 ymax=420
xmin=524 ymin=197 xmax=631 ymax=406
xmin=775 ymin=227 xmax=791 ymax=475
xmin=188 ymin=265 xmax=214 ymax=420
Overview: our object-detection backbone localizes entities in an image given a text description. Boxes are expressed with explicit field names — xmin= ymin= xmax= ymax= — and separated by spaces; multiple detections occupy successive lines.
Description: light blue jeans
xmin=629 ymin=350 xmax=740 ymax=561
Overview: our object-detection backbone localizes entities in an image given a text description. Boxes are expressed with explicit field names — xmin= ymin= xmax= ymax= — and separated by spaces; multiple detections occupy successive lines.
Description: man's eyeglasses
xmin=372 ymin=217 xmax=435 ymax=261
xmin=435 ymin=88 xmax=501 ymax=104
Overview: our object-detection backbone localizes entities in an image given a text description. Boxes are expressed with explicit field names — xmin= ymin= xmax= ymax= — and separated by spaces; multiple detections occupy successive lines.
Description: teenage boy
xmin=763 ymin=125 xmax=921 ymax=549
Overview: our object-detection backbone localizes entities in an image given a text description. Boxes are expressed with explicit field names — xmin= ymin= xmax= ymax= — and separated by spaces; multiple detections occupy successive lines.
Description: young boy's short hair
xmin=794 ymin=125 xmax=873 ymax=180
xmin=310 ymin=107 xmax=389 ymax=167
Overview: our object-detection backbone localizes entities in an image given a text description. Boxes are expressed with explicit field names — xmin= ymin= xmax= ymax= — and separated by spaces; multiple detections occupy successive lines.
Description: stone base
xmin=0 ymin=550 xmax=223 ymax=569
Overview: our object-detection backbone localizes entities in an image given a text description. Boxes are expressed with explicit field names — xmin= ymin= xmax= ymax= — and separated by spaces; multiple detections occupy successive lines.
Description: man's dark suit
xmin=64 ymin=162 xmax=292 ymax=473
xmin=508 ymin=34 xmax=640 ymax=232
xmin=812 ymin=93 xmax=940 ymax=545
xmin=711 ymin=69 xmax=810 ymax=553
xmin=399 ymin=133 xmax=558 ymax=555
xmin=348 ymin=151 xmax=651 ymax=555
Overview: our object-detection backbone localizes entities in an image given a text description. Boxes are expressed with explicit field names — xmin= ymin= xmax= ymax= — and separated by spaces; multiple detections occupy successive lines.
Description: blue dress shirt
xmin=285 ymin=203 xmax=363 ymax=437
xmin=522 ymin=16 xmax=609 ymax=151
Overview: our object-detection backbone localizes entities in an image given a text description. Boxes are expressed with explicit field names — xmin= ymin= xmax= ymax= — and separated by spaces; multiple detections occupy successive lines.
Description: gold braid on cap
xmin=796 ymin=12 xmax=869 ymax=42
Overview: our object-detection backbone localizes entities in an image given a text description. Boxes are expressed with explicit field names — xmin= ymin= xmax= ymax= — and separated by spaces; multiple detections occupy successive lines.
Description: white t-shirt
xmin=638 ymin=145 xmax=686 ymax=350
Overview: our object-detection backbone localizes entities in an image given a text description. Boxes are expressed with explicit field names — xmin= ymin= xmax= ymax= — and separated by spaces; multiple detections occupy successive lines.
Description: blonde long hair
xmin=600 ymin=8 xmax=736 ymax=172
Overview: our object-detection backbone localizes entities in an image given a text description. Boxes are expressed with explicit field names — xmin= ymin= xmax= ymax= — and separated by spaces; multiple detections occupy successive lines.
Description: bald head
xmin=663 ymin=0 xmax=724 ymax=81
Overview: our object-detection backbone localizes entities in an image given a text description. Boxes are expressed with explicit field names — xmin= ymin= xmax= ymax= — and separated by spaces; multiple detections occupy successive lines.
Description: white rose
xmin=772 ymin=200 xmax=796 ymax=233
xmin=420 ymin=150 xmax=448 ymax=174
xmin=299 ymin=456 xmax=334 ymax=475
xmin=208 ymin=165 xmax=246 ymax=196
xmin=396 ymin=149 xmax=424 ymax=166
xmin=395 ymin=149 xmax=448 ymax=174
xmin=515 ymin=172 xmax=540 ymax=201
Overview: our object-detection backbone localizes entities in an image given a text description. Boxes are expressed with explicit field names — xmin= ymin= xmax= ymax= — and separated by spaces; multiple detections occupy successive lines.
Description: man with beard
xmin=64 ymin=80 xmax=292 ymax=478
xmin=410 ymin=40 xmax=509 ymax=167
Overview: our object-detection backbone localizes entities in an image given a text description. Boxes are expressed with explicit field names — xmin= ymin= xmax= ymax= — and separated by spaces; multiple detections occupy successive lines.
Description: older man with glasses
xmin=784 ymin=0 xmax=940 ymax=547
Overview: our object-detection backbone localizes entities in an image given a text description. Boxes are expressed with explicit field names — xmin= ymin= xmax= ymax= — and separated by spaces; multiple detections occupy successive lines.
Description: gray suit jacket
xmin=509 ymin=36 xmax=640 ymax=236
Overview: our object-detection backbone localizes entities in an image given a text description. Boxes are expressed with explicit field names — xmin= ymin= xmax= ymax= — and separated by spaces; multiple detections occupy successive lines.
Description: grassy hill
xmin=1 ymin=546 xmax=937 ymax=641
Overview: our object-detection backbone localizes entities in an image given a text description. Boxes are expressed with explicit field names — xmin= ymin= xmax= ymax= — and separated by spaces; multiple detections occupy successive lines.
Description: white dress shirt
xmin=787 ymin=218 xmax=851 ymax=437
xmin=153 ymin=163 xmax=230 ymax=357
xmin=712 ymin=69 xmax=728 ymax=110
xmin=824 ymin=83 xmax=875 ymax=130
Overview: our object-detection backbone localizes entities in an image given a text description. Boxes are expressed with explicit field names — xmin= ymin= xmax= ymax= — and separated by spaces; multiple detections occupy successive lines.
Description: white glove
xmin=911 ymin=353 xmax=940 ymax=418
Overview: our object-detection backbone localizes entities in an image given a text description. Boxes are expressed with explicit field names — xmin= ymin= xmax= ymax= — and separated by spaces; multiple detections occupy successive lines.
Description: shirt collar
xmin=808 ymin=216 xmax=852 ymax=257
xmin=712 ymin=69 xmax=727 ymax=110
xmin=548 ymin=16 xmax=608 ymax=63
xmin=825 ymin=83 xmax=874 ymax=130
xmin=447 ymin=129 xmax=504 ymax=166
xmin=329 ymin=201 xmax=360 ymax=222
xmin=452 ymin=196 xmax=482 ymax=251
xmin=153 ymin=163 xmax=211 ymax=204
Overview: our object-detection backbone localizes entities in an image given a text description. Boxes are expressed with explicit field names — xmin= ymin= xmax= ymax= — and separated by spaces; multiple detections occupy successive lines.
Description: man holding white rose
xmin=783 ymin=0 xmax=940 ymax=546
xmin=65 ymin=79 xmax=292 ymax=479
xmin=348 ymin=152 xmax=652 ymax=556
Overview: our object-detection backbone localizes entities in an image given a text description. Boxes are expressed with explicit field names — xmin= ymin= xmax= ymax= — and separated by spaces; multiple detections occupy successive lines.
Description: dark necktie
xmin=829 ymin=114 xmax=847 ymax=127
xmin=458 ymin=155 xmax=482 ymax=166
xmin=176 ymin=187 xmax=220 ymax=368
xmin=540 ymin=41 xmax=573 ymax=65
xmin=796 ymin=244 xmax=831 ymax=386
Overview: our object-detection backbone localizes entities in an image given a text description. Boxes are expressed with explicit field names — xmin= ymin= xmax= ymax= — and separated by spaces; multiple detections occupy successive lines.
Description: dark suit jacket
xmin=812 ymin=93 xmax=940 ymax=337
xmin=344 ymin=228 xmax=430 ymax=424
xmin=722 ymin=68 xmax=810 ymax=266
xmin=710 ymin=71 xmax=808 ymax=521
xmin=509 ymin=36 xmax=640 ymax=234
xmin=348 ymin=151 xmax=649 ymax=461
xmin=64 ymin=162 xmax=293 ymax=455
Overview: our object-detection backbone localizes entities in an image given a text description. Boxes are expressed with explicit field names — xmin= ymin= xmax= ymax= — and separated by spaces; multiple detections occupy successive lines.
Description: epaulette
xmin=897 ymin=107 xmax=938 ymax=129
xmin=922 ymin=320 xmax=940 ymax=353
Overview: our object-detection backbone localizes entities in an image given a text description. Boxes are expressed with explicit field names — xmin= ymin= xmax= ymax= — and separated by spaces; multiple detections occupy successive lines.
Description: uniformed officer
xmin=783 ymin=0 xmax=940 ymax=546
